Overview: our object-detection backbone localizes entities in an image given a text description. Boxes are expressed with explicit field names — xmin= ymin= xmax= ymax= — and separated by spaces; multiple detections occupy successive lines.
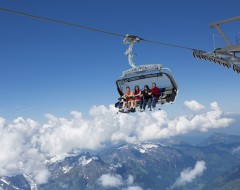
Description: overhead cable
xmin=0 ymin=7 xmax=195 ymax=51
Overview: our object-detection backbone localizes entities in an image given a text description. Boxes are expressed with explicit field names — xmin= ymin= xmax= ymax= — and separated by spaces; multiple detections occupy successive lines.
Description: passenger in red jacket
xmin=151 ymin=83 xmax=160 ymax=110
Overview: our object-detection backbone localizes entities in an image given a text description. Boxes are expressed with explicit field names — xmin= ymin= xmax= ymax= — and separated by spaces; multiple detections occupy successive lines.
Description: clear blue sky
xmin=0 ymin=0 xmax=240 ymax=121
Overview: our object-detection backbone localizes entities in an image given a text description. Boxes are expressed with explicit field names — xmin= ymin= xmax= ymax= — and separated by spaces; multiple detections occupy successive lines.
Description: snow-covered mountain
xmin=1 ymin=133 xmax=240 ymax=190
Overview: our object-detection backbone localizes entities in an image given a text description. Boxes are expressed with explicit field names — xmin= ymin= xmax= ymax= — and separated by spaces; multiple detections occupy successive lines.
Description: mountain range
xmin=1 ymin=133 xmax=240 ymax=190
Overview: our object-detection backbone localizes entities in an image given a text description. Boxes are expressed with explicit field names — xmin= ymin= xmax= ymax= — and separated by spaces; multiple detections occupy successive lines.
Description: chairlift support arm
xmin=210 ymin=16 xmax=240 ymax=46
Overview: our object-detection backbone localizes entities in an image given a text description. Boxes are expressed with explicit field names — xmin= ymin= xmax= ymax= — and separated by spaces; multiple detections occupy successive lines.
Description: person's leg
xmin=130 ymin=101 xmax=135 ymax=111
xmin=152 ymin=97 xmax=155 ymax=108
xmin=147 ymin=98 xmax=152 ymax=110
xmin=133 ymin=100 xmax=137 ymax=108
xmin=143 ymin=98 xmax=147 ymax=110
xmin=132 ymin=101 xmax=136 ymax=111
xmin=139 ymin=98 xmax=143 ymax=111
xmin=120 ymin=100 xmax=126 ymax=112
xmin=128 ymin=101 xmax=131 ymax=109
xmin=127 ymin=101 xmax=131 ymax=110
xmin=152 ymin=97 xmax=158 ymax=109
xmin=139 ymin=98 xmax=143 ymax=109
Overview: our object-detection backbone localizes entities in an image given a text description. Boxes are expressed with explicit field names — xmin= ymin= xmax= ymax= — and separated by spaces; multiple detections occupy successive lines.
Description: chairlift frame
xmin=115 ymin=35 xmax=179 ymax=110
xmin=193 ymin=16 xmax=240 ymax=74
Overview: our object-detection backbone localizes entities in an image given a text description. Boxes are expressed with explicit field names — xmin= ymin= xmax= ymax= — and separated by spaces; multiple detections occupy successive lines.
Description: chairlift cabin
xmin=115 ymin=35 xmax=178 ymax=109
xmin=116 ymin=64 xmax=178 ymax=105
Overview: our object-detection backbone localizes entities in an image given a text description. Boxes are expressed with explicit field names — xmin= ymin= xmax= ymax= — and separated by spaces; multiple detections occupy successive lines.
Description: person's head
xmin=152 ymin=82 xmax=156 ymax=88
xmin=144 ymin=85 xmax=150 ymax=91
xmin=134 ymin=85 xmax=139 ymax=92
xmin=126 ymin=86 xmax=130 ymax=92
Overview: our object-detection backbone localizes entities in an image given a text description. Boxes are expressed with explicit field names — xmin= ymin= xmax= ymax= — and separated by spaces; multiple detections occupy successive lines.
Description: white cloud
xmin=184 ymin=100 xmax=205 ymax=112
xmin=127 ymin=175 xmax=134 ymax=185
xmin=98 ymin=174 xmax=143 ymax=190
xmin=138 ymin=102 xmax=234 ymax=140
xmin=0 ymin=101 xmax=235 ymax=184
xmin=172 ymin=160 xmax=206 ymax=188
xmin=0 ymin=117 xmax=50 ymax=184
xmin=33 ymin=169 xmax=50 ymax=184
xmin=36 ymin=102 xmax=234 ymax=158
xmin=232 ymin=146 xmax=240 ymax=154
xmin=98 ymin=174 xmax=123 ymax=187
xmin=122 ymin=186 xmax=143 ymax=190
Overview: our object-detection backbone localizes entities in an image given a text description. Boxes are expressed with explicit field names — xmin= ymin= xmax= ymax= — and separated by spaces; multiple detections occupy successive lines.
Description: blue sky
xmin=0 ymin=0 xmax=240 ymax=121
xmin=1 ymin=1 xmax=240 ymax=183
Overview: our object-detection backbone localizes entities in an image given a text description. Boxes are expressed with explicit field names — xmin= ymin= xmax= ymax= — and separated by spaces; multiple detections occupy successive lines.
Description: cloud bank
xmin=0 ymin=101 xmax=235 ymax=184
xmin=172 ymin=160 xmax=207 ymax=188
xmin=0 ymin=117 xmax=50 ymax=184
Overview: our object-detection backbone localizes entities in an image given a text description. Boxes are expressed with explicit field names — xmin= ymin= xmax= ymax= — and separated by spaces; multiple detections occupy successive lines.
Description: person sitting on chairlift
xmin=133 ymin=85 xmax=142 ymax=111
xmin=151 ymin=82 xmax=160 ymax=110
xmin=140 ymin=85 xmax=152 ymax=112
xmin=119 ymin=86 xmax=135 ymax=112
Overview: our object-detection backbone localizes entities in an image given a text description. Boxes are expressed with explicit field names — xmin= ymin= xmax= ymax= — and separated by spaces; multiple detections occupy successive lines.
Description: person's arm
xmin=125 ymin=92 xmax=133 ymax=99
xmin=135 ymin=90 xmax=141 ymax=97
xmin=122 ymin=94 xmax=127 ymax=100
